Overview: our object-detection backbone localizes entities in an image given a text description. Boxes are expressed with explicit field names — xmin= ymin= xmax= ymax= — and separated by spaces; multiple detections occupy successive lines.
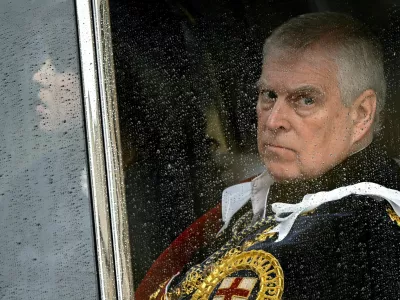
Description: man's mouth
xmin=266 ymin=143 xmax=291 ymax=150
xmin=263 ymin=143 xmax=296 ymax=157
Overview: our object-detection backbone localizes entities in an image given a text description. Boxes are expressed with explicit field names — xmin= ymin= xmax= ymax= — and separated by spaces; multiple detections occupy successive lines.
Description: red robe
xmin=135 ymin=203 xmax=222 ymax=299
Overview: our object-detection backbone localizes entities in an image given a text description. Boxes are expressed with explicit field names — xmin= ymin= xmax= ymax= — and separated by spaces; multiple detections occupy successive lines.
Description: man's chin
xmin=266 ymin=163 xmax=303 ymax=183
xmin=262 ymin=146 xmax=297 ymax=163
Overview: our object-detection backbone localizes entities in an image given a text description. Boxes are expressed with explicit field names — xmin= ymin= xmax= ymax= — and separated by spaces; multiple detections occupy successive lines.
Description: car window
xmin=108 ymin=0 xmax=400 ymax=291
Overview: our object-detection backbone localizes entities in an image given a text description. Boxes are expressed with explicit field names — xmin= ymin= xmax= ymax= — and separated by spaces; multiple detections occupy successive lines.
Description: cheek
xmin=256 ymin=109 xmax=269 ymax=133
xmin=319 ymin=110 xmax=352 ymax=144
xmin=293 ymin=116 xmax=325 ymax=147
xmin=293 ymin=117 xmax=331 ymax=161
xmin=297 ymin=113 xmax=351 ymax=167
xmin=256 ymin=104 xmax=262 ymax=122
xmin=299 ymin=107 xmax=341 ymax=141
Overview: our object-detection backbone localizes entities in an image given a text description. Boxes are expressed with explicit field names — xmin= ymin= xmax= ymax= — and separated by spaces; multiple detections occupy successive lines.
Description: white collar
xmin=219 ymin=171 xmax=273 ymax=233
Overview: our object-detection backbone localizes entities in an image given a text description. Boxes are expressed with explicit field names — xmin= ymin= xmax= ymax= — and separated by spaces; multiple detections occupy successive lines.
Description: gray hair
xmin=263 ymin=12 xmax=386 ymax=133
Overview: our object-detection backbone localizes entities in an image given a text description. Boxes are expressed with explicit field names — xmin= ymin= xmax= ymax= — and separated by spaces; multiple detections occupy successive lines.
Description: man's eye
xmin=299 ymin=97 xmax=315 ymax=106
xmin=260 ymin=90 xmax=277 ymax=100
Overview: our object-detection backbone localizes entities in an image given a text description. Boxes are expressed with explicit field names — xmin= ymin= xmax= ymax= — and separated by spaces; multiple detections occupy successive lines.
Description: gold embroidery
xmin=301 ymin=209 xmax=316 ymax=216
xmin=387 ymin=208 xmax=400 ymax=227
xmin=191 ymin=249 xmax=284 ymax=300
xmin=241 ymin=226 xmax=277 ymax=251
xmin=149 ymin=287 xmax=161 ymax=299
xmin=181 ymin=269 xmax=204 ymax=295
xmin=242 ymin=240 xmax=257 ymax=250
xmin=255 ymin=226 xmax=277 ymax=243
xmin=149 ymin=278 xmax=173 ymax=300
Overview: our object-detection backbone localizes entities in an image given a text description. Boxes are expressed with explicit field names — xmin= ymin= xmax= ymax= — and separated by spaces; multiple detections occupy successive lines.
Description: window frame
xmin=75 ymin=0 xmax=133 ymax=299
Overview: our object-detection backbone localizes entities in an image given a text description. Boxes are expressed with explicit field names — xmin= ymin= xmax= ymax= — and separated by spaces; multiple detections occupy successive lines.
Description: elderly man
xmin=146 ymin=12 xmax=400 ymax=300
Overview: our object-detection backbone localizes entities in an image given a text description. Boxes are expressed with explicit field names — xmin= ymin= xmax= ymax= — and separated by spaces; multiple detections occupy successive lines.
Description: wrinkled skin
xmin=256 ymin=45 xmax=374 ymax=182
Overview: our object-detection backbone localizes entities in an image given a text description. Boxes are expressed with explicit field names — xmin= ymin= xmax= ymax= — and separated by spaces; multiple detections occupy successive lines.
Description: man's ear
xmin=350 ymin=89 xmax=377 ymax=144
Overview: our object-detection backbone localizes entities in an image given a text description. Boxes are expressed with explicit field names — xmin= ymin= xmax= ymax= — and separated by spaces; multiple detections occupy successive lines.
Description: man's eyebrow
xmin=255 ymin=82 xmax=324 ymax=96
xmin=289 ymin=85 xmax=324 ymax=95
xmin=255 ymin=79 xmax=269 ymax=90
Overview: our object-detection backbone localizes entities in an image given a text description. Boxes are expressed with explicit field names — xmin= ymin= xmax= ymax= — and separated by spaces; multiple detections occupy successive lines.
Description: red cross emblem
xmin=214 ymin=277 xmax=257 ymax=300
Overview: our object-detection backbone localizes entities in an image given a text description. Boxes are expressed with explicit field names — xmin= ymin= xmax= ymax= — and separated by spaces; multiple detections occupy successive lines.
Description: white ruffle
xmin=268 ymin=182 xmax=400 ymax=242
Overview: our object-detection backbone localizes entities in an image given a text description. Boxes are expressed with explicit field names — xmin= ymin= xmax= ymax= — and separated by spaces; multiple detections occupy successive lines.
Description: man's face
xmin=33 ymin=58 xmax=80 ymax=132
xmin=257 ymin=46 xmax=355 ymax=182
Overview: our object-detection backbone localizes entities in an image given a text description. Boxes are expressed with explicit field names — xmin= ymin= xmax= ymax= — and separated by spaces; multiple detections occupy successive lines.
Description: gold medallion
xmin=191 ymin=249 xmax=284 ymax=300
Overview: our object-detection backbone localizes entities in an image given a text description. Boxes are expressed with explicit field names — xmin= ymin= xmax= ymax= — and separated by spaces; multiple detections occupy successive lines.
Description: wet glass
xmin=108 ymin=0 xmax=400 ymax=293
xmin=0 ymin=1 xmax=99 ymax=299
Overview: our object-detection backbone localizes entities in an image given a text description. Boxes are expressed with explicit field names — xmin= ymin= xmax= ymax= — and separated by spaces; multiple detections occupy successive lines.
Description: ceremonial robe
xmin=147 ymin=144 xmax=400 ymax=299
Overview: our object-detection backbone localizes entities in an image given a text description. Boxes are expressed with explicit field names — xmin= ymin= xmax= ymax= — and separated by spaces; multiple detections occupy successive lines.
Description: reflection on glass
xmin=32 ymin=57 xmax=90 ymax=199
xmin=33 ymin=58 xmax=81 ymax=133
xmin=109 ymin=0 xmax=400 ymax=297
xmin=0 ymin=1 xmax=98 ymax=299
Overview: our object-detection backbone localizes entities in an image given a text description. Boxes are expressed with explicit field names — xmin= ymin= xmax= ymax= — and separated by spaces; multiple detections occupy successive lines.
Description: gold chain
xmin=387 ymin=208 xmax=400 ymax=227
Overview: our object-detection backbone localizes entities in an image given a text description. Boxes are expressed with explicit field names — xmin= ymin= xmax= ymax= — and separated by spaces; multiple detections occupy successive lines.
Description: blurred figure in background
xmin=0 ymin=1 xmax=97 ymax=297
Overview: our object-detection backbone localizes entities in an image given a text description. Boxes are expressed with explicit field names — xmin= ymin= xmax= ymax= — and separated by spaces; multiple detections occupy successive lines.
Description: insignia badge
xmin=213 ymin=277 xmax=257 ymax=299
xmin=191 ymin=249 xmax=284 ymax=300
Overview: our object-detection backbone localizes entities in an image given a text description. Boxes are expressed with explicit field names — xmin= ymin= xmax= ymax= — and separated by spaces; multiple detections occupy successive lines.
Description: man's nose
xmin=265 ymin=99 xmax=291 ymax=131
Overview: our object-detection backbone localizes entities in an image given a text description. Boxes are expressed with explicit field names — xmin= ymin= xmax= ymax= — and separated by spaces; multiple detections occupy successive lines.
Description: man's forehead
xmin=258 ymin=48 xmax=337 ymax=92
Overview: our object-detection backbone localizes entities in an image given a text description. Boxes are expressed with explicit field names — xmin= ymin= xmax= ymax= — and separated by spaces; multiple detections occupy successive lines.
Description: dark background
xmin=109 ymin=0 xmax=400 ymax=287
